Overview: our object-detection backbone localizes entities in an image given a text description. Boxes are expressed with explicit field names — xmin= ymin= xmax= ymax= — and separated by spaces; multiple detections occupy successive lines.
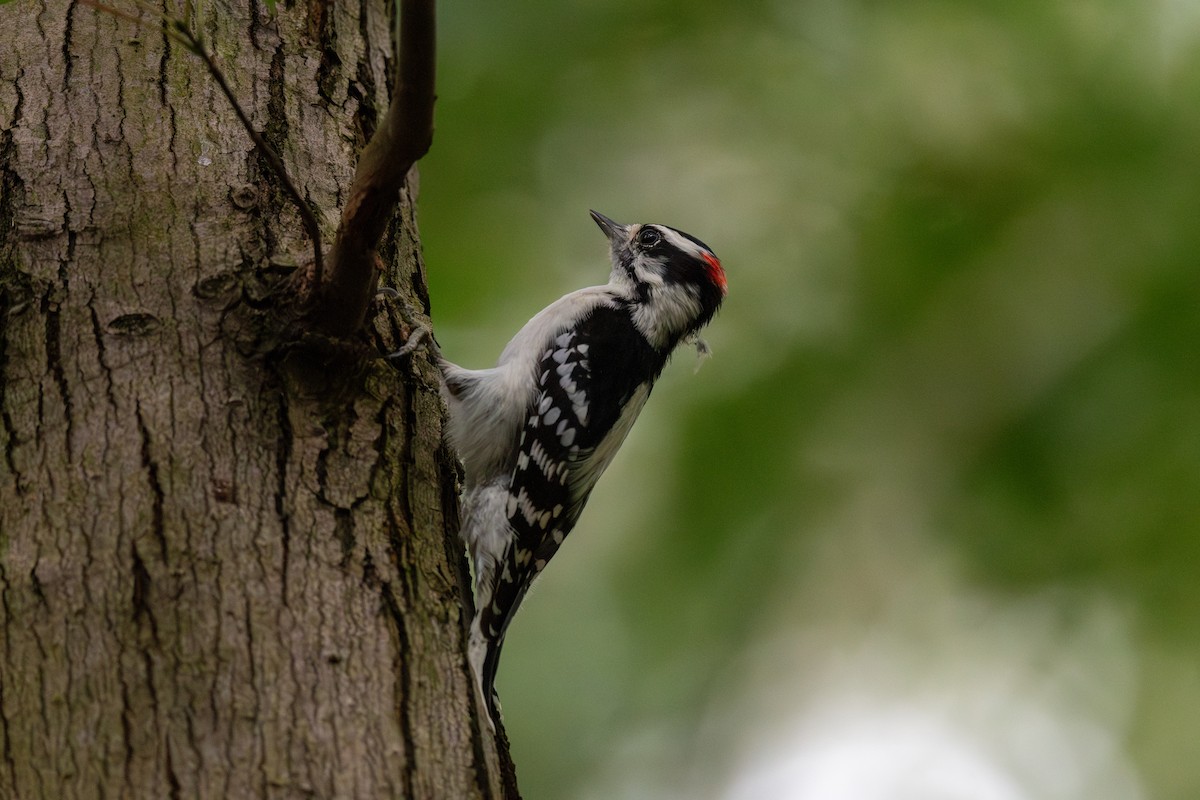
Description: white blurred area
xmin=577 ymin=518 xmax=1143 ymax=800
xmin=721 ymin=599 xmax=1142 ymax=799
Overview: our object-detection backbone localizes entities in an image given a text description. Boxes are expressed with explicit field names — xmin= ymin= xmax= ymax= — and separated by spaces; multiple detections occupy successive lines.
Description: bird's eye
xmin=637 ymin=228 xmax=661 ymax=247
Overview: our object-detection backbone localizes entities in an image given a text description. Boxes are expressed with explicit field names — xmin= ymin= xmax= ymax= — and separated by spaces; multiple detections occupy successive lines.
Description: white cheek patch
xmin=630 ymin=285 xmax=703 ymax=348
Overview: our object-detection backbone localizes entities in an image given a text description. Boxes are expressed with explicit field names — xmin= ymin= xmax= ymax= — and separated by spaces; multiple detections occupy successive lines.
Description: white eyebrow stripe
xmin=655 ymin=225 xmax=713 ymax=259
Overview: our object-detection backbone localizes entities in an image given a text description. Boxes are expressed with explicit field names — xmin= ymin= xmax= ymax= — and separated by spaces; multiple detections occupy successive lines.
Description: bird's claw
xmin=387 ymin=324 xmax=431 ymax=362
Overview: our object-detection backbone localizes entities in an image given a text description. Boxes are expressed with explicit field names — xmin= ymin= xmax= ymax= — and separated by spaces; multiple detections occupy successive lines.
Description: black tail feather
xmin=481 ymin=637 xmax=504 ymax=726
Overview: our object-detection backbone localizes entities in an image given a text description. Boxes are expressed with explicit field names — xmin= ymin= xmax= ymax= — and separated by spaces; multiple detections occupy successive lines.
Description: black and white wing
xmin=473 ymin=304 xmax=665 ymax=708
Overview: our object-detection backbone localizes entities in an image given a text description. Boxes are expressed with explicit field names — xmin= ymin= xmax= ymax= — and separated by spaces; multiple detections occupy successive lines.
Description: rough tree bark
xmin=0 ymin=0 xmax=517 ymax=796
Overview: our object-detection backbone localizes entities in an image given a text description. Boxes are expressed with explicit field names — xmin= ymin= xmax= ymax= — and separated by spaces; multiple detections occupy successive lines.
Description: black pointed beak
xmin=589 ymin=210 xmax=626 ymax=243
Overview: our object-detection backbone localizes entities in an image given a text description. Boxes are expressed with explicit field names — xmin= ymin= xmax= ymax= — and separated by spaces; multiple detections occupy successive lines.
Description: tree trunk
xmin=0 ymin=0 xmax=515 ymax=796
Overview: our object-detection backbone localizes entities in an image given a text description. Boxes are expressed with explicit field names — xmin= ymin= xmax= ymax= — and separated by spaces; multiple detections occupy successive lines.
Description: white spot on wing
xmin=513 ymin=487 xmax=541 ymax=525
xmin=569 ymin=383 xmax=651 ymax=497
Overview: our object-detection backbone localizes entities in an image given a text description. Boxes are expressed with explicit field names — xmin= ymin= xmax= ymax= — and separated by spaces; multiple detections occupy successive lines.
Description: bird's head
xmin=590 ymin=210 xmax=726 ymax=347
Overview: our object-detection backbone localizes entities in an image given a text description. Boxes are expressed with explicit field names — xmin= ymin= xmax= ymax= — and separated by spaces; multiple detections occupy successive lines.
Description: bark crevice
xmin=0 ymin=563 xmax=16 ymax=789
xmin=41 ymin=288 xmax=73 ymax=459
xmin=272 ymin=374 xmax=294 ymax=601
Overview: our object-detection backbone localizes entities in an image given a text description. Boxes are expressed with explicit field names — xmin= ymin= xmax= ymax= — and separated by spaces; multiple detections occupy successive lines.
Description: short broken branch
xmin=81 ymin=0 xmax=436 ymax=342
xmin=306 ymin=0 xmax=436 ymax=339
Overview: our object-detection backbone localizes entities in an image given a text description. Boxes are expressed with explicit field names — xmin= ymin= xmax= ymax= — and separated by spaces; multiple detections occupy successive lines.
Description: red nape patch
xmin=703 ymin=252 xmax=728 ymax=294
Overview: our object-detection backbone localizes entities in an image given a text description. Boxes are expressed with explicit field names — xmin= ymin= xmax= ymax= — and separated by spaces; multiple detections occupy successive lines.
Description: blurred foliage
xmin=419 ymin=1 xmax=1200 ymax=797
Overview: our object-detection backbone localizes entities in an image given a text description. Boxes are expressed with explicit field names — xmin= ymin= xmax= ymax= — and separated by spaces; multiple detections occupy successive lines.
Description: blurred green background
xmin=419 ymin=1 xmax=1200 ymax=798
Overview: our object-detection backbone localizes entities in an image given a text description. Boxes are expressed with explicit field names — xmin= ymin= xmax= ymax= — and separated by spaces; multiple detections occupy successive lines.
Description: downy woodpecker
xmin=438 ymin=211 xmax=726 ymax=727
